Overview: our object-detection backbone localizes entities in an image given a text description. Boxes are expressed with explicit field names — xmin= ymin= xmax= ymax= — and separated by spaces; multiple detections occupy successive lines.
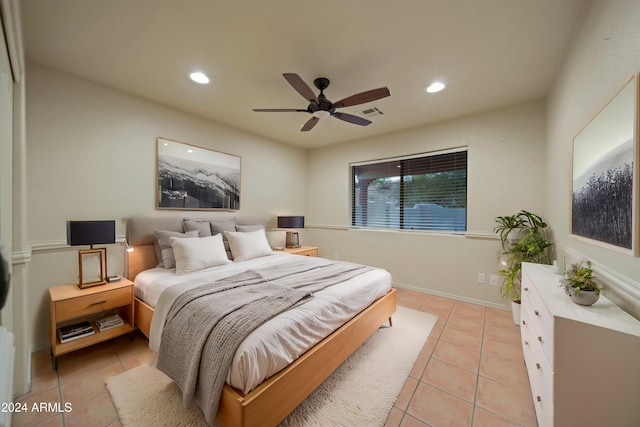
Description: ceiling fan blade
xmin=333 ymin=112 xmax=372 ymax=126
xmin=301 ymin=116 xmax=320 ymax=132
xmin=252 ymin=109 xmax=307 ymax=112
xmin=334 ymin=87 xmax=390 ymax=108
xmin=283 ymin=73 xmax=318 ymax=103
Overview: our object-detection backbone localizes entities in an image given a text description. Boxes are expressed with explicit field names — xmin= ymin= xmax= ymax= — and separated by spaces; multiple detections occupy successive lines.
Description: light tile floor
xmin=385 ymin=289 xmax=537 ymax=427
xmin=13 ymin=289 xmax=537 ymax=427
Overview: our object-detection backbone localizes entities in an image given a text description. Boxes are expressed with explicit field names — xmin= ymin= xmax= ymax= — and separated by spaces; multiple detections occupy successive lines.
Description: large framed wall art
xmin=156 ymin=137 xmax=241 ymax=210
xmin=571 ymin=73 xmax=639 ymax=256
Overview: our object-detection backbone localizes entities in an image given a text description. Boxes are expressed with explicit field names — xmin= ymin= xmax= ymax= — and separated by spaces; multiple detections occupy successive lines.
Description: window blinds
xmin=350 ymin=148 xmax=467 ymax=231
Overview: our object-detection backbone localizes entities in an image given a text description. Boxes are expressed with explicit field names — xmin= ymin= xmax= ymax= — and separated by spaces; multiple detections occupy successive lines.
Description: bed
xmin=125 ymin=215 xmax=396 ymax=427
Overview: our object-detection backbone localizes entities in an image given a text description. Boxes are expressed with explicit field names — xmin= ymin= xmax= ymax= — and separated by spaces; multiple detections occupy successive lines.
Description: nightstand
xmin=49 ymin=278 xmax=135 ymax=369
xmin=284 ymin=246 xmax=319 ymax=257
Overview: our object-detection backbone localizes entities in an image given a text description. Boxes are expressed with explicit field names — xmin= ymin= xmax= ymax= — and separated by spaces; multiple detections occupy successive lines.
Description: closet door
xmin=0 ymin=8 xmax=14 ymax=326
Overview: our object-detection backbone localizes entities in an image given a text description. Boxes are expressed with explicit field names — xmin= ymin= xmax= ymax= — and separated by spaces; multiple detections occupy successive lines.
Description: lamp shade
xmin=67 ymin=220 xmax=116 ymax=246
xmin=277 ymin=216 xmax=304 ymax=229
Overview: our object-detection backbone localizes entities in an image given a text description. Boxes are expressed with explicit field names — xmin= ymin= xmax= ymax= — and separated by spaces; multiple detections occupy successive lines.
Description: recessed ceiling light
xmin=189 ymin=72 xmax=210 ymax=84
xmin=426 ymin=81 xmax=445 ymax=93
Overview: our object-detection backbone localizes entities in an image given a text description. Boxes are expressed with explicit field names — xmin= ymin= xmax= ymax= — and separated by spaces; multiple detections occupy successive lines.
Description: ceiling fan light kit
xmin=426 ymin=81 xmax=445 ymax=93
xmin=189 ymin=72 xmax=210 ymax=84
xmin=253 ymin=73 xmax=391 ymax=132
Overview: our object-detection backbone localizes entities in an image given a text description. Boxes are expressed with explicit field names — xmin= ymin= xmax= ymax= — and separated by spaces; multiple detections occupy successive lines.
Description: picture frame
xmin=570 ymin=73 xmax=639 ymax=256
xmin=156 ymin=137 xmax=241 ymax=210
xmin=78 ymin=248 xmax=106 ymax=288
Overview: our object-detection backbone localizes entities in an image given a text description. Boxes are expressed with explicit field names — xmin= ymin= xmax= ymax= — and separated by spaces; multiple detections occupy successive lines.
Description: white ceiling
xmin=21 ymin=0 xmax=586 ymax=148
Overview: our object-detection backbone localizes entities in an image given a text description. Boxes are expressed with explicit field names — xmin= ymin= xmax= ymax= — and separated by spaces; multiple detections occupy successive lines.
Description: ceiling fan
xmin=253 ymin=73 xmax=390 ymax=132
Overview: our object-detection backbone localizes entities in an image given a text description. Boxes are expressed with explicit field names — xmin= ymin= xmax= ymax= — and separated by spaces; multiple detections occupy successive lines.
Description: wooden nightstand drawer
xmin=55 ymin=286 xmax=132 ymax=322
xmin=284 ymin=246 xmax=318 ymax=257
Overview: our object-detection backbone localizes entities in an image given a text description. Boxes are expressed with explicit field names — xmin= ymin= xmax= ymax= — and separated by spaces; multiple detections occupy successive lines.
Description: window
xmin=350 ymin=148 xmax=467 ymax=231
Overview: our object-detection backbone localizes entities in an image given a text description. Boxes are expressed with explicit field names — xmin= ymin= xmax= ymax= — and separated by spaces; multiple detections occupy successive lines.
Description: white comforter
xmin=137 ymin=252 xmax=391 ymax=393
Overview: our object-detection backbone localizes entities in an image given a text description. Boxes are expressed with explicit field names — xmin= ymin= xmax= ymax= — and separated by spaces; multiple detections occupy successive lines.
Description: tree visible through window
xmin=350 ymin=148 xmax=467 ymax=231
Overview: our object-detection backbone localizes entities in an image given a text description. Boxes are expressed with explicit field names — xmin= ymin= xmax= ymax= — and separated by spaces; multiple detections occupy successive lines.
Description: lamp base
xmin=285 ymin=231 xmax=300 ymax=248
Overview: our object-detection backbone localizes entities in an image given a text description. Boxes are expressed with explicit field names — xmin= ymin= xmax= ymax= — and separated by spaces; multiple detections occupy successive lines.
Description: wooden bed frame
xmin=126 ymin=220 xmax=396 ymax=427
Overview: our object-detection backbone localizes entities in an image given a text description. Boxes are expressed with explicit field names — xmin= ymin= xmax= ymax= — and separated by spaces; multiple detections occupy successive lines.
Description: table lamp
xmin=277 ymin=216 xmax=304 ymax=248
xmin=67 ymin=220 xmax=115 ymax=288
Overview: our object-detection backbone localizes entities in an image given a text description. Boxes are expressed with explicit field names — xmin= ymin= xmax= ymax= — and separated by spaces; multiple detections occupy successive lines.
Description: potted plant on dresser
xmin=494 ymin=210 xmax=552 ymax=325
xmin=561 ymin=261 xmax=601 ymax=306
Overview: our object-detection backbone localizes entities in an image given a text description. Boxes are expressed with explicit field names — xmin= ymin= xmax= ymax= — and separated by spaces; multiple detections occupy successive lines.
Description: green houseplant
xmin=494 ymin=210 xmax=552 ymax=323
xmin=561 ymin=261 xmax=601 ymax=306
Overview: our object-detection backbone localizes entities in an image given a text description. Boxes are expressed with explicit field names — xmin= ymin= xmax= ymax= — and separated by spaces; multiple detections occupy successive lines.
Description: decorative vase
xmin=568 ymin=288 xmax=600 ymax=306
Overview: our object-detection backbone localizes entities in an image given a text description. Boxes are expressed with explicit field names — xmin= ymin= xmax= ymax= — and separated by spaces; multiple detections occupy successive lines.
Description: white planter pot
xmin=568 ymin=288 xmax=600 ymax=306
xmin=511 ymin=300 xmax=521 ymax=326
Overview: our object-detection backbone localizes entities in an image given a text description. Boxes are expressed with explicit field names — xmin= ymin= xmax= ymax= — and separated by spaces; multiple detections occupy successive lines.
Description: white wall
xmin=25 ymin=64 xmax=308 ymax=348
xmin=546 ymin=0 xmax=640 ymax=317
xmin=305 ymin=101 xmax=547 ymax=307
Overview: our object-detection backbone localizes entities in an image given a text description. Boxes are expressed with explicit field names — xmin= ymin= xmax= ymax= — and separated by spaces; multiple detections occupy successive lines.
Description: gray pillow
xmin=183 ymin=219 xmax=212 ymax=237
xmin=153 ymin=229 xmax=199 ymax=269
xmin=210 ymin=219 xmax=236 ymax=259
xmin=235 ymin=224 xmax=264 ymax=233
xmin=210 ymin=219 xmax=236 ymax=236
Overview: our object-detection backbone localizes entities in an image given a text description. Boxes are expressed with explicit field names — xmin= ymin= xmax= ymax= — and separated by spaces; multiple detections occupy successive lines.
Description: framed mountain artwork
xmin=156 ymin=137 xmax=241 ymax=210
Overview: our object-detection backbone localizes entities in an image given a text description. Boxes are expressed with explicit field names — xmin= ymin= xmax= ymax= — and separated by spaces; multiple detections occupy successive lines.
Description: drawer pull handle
xmin=536 ymin=363 xmax=541 ymax=369
xmin=524 ymin=340 xmax=529 ymax=345
xmin=538 ymin=336 xmax=542 ymax=342
xmin=534 ymin=310 xmax=540 ymax=316
xmin=89 ymin=300 xmax=107 ymax=306
xmin=522 ymin=320 xmax=526 ymax=325
xmin=536 ymin=396 xmax=541 ymax=402
xmin=524 ymin=287 xmax=529 ymax=291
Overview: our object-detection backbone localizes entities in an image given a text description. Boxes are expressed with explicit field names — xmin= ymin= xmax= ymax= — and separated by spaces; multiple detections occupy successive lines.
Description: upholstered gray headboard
xmin=126 ymin=215 xmax=266 ymax=246
xmin=125 ymin=215 xmax=266 ymax=280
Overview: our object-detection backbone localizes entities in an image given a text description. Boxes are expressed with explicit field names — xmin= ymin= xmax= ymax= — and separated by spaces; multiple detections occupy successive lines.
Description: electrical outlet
xmin=489 ymin=274 xmax=498 ymax=285
xmin=477 ymin=273 xmax=486 ymax=284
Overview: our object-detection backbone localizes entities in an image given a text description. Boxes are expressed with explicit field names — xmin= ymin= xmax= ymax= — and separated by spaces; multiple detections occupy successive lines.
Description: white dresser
xmin=520 ymin=263 xmax=640 ymax=427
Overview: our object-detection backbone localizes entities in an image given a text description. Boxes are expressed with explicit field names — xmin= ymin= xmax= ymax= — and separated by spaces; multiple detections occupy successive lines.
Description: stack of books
xmin=58 ymin=321 xmax=95 ymax=343
xmin=96 ymin=314 xmax=124 ymax=332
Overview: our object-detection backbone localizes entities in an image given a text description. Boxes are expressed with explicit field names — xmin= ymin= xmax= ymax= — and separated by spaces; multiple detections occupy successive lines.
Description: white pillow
xmin=225 ymin=229 xmax=273 ymax=261
xmin=154 ymin=229 xmax=199 ymax=268
xmin=170 ymin=234 xmax=231 ymax=275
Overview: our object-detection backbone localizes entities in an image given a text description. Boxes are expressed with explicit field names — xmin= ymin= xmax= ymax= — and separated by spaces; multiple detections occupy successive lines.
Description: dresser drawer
xmin=522 ymin=306 xmax=554 ymax=427
xmin=528 ymin=348 xmax=554 ymax=427
xmin=532 ymin=377 xmax=554 ymax=427
xmin=520 ymin=303 xmax=532 ymax=356
xmin=522 ymin=282 xmax=555 ymax=368
xmin=55 ymin=286 xmax=132 ymax=322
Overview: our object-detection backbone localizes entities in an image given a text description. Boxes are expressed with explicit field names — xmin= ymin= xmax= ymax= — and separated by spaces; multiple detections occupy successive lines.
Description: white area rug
xmin=106 ymin=306 xmax=437 ymax=426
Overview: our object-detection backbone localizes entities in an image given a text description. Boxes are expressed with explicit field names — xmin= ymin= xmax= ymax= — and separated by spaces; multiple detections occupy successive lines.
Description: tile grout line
xmin=56 ymin=362 xmax=67 ymax=427
xmin=468 ymin=304 xmax=488 ymax=427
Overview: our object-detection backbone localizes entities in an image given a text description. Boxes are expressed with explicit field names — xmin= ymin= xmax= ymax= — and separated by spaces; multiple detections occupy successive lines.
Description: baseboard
xmin=392 ymin=281 xmax=509 ymax=311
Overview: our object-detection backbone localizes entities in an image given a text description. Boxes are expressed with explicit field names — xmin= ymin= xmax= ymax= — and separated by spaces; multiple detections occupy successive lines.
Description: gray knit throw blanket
xmin=156 ymin=258 xmax=372 ymax=425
